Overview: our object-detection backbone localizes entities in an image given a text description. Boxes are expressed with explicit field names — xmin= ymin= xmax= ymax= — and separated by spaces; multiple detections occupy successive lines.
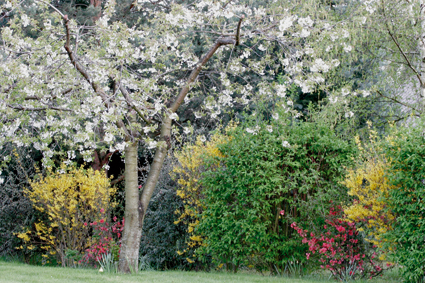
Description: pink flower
xmin=306 ymin=253 xmax=310 ymax=260
xmin=84 ymin=222 xmax=88 ymax=226
xmin=319 ymin=248 xmax=327 ymax=254
xmin=280 ymin=210 xmax=285 ymax=215
xmin=100 ymin=208 xmax=105 ymax=213
xmin=336 ymin=226 xmax=345 ymax=233
xmin=100 ymin=219 xmax=105 ymax=224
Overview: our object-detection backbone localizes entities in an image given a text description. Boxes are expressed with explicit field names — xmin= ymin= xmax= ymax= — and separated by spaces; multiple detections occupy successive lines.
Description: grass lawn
xmin=0 ymin=261 xmax=402 ymax=283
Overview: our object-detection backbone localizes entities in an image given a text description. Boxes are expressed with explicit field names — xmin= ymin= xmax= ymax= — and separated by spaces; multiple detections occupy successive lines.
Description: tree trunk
xmin=118 ymin=140 xmax=141 ymax=272
xmin=117 ymin=25 xmax=241 ymax=273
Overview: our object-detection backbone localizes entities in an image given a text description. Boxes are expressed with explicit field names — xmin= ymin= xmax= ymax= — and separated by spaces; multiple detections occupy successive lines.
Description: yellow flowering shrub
xmin=343 ymin=123 xmax=395 ymax=250
xmin=172 ymin=129 xmax=232 ymax=262
xmin=16 ymin=165 xmax=115 ymax=266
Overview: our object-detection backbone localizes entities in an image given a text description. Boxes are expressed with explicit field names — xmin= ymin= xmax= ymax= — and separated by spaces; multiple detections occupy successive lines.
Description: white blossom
xmin=298 ymin=16 xmax=314 ymax=27
xmin=21 ymin=14 xmax=30 ymax=27
xmin=275 ymin=84 xmax=286 ymax=97
xmin=147 ymin=140 xmax=157 ymax=149
xmin=279 ymin=16 xmax=296 ymax=32
xmin=345 ymin=111 xmax=354 ymax=118
xmin=246 ymin=125 xmax=260 ymax=135
xmin=343 ymin=44 xmax=352 ymax=53
xmin=282 ymin=141 xmax=290 ymax=148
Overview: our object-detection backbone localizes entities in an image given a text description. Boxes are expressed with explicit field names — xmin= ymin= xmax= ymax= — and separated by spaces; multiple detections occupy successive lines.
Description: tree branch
xmin=376 ymin=90 xmax=422 ymax=116
xmin=118 ymin=84 xmax=151 ymax=125
xmin=61 ymin=14 xmax=131 ymax=137
xmin=6 ymin=104 xmax=73 ymax=112
xmin=169 ymin=35 xmax=240 ymax=113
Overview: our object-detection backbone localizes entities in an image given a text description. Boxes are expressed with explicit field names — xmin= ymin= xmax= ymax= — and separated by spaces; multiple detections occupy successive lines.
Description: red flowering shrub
xmin=80 ymin=209 xmax=124 ymax=266
xmin=291 ymin=205 xmax=387 ymax=281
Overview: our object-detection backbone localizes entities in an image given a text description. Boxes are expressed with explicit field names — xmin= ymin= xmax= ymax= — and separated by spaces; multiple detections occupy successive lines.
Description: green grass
xmin=0 ymin=261 xmax=402 ymax=283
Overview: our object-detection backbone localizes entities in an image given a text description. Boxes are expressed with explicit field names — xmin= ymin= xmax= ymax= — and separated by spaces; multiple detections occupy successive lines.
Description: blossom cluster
xmin=291 ymin=205 xmax=385 ymax=281
xmin=81 ymin=209 xmax=124 ymax=266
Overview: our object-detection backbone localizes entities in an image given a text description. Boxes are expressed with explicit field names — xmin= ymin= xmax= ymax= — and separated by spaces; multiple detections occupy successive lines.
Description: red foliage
xmin=80 ymin=209 xmax=124 ymax=266
xmin=291 ymin=205 xmax=384 ymax=281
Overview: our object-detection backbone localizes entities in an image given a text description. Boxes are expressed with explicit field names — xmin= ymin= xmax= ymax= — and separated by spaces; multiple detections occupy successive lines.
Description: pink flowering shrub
xmin=80 ymin=208 xmax=124 ymax=266
xmin=291 ymin=205 xmax=387 ymax=281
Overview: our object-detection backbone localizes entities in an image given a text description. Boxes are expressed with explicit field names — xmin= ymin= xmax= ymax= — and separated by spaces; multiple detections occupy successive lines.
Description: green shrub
xmin=139 ymin=159 xmax=192 ymax=270
xmin=383 ymin=126 xmax=425 ymax=283
xmin=196 ymin=116 xmax=356 ymax=273
xmin=0 ymin=145 xmax=39 ymax=261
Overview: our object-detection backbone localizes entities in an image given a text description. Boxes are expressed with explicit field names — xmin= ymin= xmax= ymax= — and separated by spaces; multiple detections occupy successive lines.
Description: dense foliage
xmin=172 ymin=129 xmax=232 ymax=267
xmin=292 ymin=205 xmax=385 ymax=281
xmin=194 ymin=114 xmax=355 ymax=273
xmin=0 ymin=0 xmax=424 ymax=279
xmin=382 ymin=126 xmax=425 ymax=283
xmin=343 ymin=125 xmax=396 ymax=250
xmin=16 ymin=165 xmax=115 ymax=266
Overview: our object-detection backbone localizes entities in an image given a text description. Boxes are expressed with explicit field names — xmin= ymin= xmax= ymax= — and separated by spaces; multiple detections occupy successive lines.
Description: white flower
xmin=362 ymin=90 xmax=371 ymax=97
xmin=102 ymin=164 xmax=110 ymax=170
xmin=343 ymin=44 xmax=352 ymax=53
xmin=0 ymin=177 xmax=4 ymax=185
xmin=272 ymin=113 xmax=279 ymax=120
xmin=329 ymin=96 xmax=338 ymax=104
xmin=246 ymin=125 xmax=260 ymax=135
xmin=200 ymin=135 xmax=206 ymax=142
xmin=287 ymin=100 xmax=293 ymax=106
xmin=282 ymin=141 xmax=290 ymax=148
xmin=143 ymin=126 xmax=151 ymax=134
xmin=299 ymin=29 xmax=310 ymax=38
xmin=345 ymin=111 xmax=354 ymax=118
xmin=258 ymin=44 xmax=267 ymax=51
xmin=169 ymin=113 xmax=178 ymax=120
xmin=310 ymin=58 xmax=330 ymax=73
xmin=279 ymin=16 xmax=296 ymax=32
xmin=298 ymin=16 xmax=314 ymax=27
xmin=147 ymin=140 xmax=158 ymax=149
xmin=341 ymin=88 xmax=350 ymax=96
xmin=44 ymin=19 xmax=52 ymax=30
xmin=21 ymin=14 xmax=30 ymax=27
xmin=104 ymin=132 xmax=114 ymax=142
xmin=266 ymin=125 xmax=273 ymax=133
xmin=183 ymin=127 xmax=191 ymax=135
xmin=98 ymin=15 xmax=109 ymax=27
xmin=332 ymin=59 xmax=340 ymax=67
xmin=276 ymin=84 xmax=286 ymax=97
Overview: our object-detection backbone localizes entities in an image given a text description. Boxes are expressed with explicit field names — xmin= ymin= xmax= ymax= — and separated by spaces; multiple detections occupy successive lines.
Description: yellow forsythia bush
xmin=172 ymin=128 xmax=232 ymax=263
xmin=343 ymin=123 xmax=395 ymax=252
xmin=17 ymin=165 xmax=115 ymax=266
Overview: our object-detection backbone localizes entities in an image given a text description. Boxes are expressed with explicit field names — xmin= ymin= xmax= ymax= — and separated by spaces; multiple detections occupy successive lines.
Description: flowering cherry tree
xmin=0 ymin=0 xmax=353 ymax=272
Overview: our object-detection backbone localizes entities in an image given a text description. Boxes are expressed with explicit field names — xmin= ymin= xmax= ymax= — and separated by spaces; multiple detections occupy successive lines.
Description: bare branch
xmin=376 ymin=90 xmax=422 ymax=116
xmin=6 ymin=103 xmax=73 ymax=112
xmin=169 ymin=18 xmax=243 ymax=113
xmin=387 ymin=29 xmax=423 ymax=87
